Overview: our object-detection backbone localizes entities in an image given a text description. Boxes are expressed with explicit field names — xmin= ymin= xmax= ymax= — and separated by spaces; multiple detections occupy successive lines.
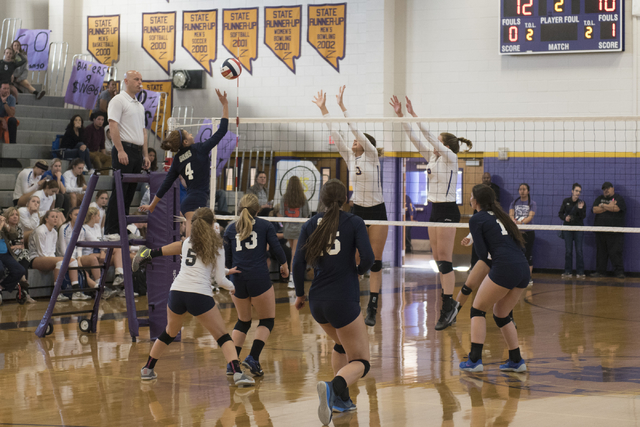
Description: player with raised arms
xmin=390 ymin=95 xmax=472 ymax=331
xmin=313 ymin=86 xmax=387 ymax=327
xmin=139 ymin=207 xmax=255 ymax=387
xmin=140 ymin=89 xmax=229 ymax=237
xmin=458 ymin=185 xmax=529 ymax=373
xmin=223 ymin=193 xmax=289 ymax=377
xmin=293 ymin=179 xmax=374 ymax=425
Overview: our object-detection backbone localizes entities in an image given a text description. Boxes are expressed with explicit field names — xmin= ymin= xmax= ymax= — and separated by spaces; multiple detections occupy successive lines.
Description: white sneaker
xmin=113 ymin=274 xmax=124 ymax=287
xmin=72 ymin=292 xmax=91 ymax=301
xmin=104 ymin=234 xmax=121 ymax=242
xmin=57 ymin=293 xmax=69 ymax=302
xmin=116 ymin=288 xmax=138 ymax=298
xmin=101 ymin=288 xmax=116 ymax=299
xmin=287 ymin=277 xmax=295 ymax=289
xmin=527 ymin=279 xmax=534 ymax=287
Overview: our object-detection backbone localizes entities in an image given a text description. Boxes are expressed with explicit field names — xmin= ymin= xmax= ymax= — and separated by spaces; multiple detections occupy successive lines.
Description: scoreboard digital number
xmin=500 ymin=0 xmax=624 ymax=55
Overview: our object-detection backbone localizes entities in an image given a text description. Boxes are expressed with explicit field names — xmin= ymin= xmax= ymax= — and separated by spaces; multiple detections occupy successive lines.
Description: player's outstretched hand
xmin=405 ymin=96 xmax=416 ymax=117
xmin=312 ymin=90 xmax=326 ymax=109
xmin=336 ymin=85 xmax=346 ymax=108
xmin=389 ymin=95 xmax=403 ymax=117
xmin=228 ymin=266 xmax=241 ymax=275
xmin=280 ymin=263 xmax=289 ymax=278
xmin=139 ymin=204 xmax=154 ymax=213
xmin=294 ymin=296 xmax=306 ymax=310
xmin=215 ymin=89 xmax=228 ymax=106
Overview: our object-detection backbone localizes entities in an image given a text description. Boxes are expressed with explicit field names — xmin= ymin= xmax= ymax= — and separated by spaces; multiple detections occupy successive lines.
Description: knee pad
xmin=258 ymin=318 xmax=275 ymax=332
xmin=234 ymin=319 xmax=252 ymax=334
xmin=216 ymin=333 xmax=233 ymax=348
xmin=470 ymin=307 xmax=486 ymax=319
xmin=334 ymin=344 xmax=345 ymax=354
xmin=370 ymin=260 xmax=382 ymax=273
xmin=436 ymin=261 xmax=453 ymax=274
xmin=158 ymin=330 xmax=176 ymax=345
xmin=461 ymin=284 xmax=473 ymax=296
xmin=55 ymin=261 xmax=63 ymax=269
xmin=350 ymin=359 xmax=371 ymax=377
xmin=493 ymin=313 xmax=512 ymax=328
xmin=69 ymin=259 xmax=78 ymax=268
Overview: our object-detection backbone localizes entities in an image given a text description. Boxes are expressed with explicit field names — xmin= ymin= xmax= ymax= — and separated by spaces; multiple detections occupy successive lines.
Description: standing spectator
xmin=279 ymin=176 xmax=310 ymax=288
xmin=41 ymin=158 xmax=70 ymax=215
xmin=247 ymin=171 xmax=271 ymax=210
xmin=91 ymin=79 xmax=118 ymax=120
xmin=61 ymin=115 xmax=93 ymax=171
xmin=509 ymin=183 xmax=536 ymax=286
xmin=559 ymin=183 xmax=586 ymax=279
xmin=13 ymin=161 xmax=47 ymax=206
xmin=11 ymin=40 xmax=44 ymax=99
xmin=591 ymin=182 xmax=626 ymax=279
xmin=481 ymin=172 xmax=501 ymax=203
xmin=62 ymin=158 xmax=87 ymax=208
xmin=84 ymin=113 xmax=111 ymax=174
xmin=405 ymin=194 xmax=415 ymax=253
xmin=0 ymin=48 xmax=25 ymax=100
xmin=0 ymin=82 xmax=18 ymax=144
xmin=104 ymin=70 xmax=150 ymax=240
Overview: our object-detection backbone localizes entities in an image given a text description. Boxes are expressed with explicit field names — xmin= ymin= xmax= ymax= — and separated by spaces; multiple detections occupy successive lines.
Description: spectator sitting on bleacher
xmin=11 ymin=40 xmax=44 ymax=100
xmin=0 ymin=214 xmax=30 ymax=305
xmin=89 ymin=190 xmax=108 ymax=236
xmin=148 ymin=147 xmax=158 ymax=172
xmin=62 ymin=158 xmax=87 ymax=208
xmin=104 ymin=124 xmax=114 ymax=153
xmin=28 ymin=210 xmax=82 ymax=302
xmin=41 ymin=158 xmax=70 ymax=215
xmin=0 ymin=81 xmax=18 ymax=144
xmin=2 ymin=207 xmax=35 ymax=303
xmin=18 ymin=195 xmax=40 ymax=242
xmin=61 ymin=115 xmax=93 ymax=172
xmin=32 ymin=180 xmax=60 ymax=218
xmin=91 ymin=79 xmax=117 ymax=120
xmin=0 ymin=48 xmax=25 ymax=101
xmin=13 ymin=160 xmax=47 ymax=206
xmin=84 ymin=113 xmax=111 ymax=174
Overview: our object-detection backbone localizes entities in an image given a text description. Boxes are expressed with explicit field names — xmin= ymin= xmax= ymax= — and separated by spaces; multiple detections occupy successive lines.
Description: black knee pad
xmin=234 ymin=319 xmax=252 ymax=334
xmin=436 ymin=261 xmax=453 ymax=274
xmin=158 ymin=330 xmax=176 ymax=345
xmin=461 ymin=284 xmax=473 ymax=295
xmin=216 ymin=333 xmax=233 ymax=347
xmin=370 ymin=260 xmax=382 ymax=273
xmin=470 ymin=307 xmax=486 ymax=319
xmin=334 ymin=344 xmax=345 ymax=354
xmin=493 ymin=314 xmax=512 ymax=328
xmin=258 ymin=318 xmax=275 ymax=332
xmin=350 ymin=359 xmax=371 ymax=377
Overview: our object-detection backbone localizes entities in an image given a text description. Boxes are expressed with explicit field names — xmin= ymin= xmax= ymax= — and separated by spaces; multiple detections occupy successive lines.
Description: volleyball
xmin=220 ymin=58 xmax=242 ymax=80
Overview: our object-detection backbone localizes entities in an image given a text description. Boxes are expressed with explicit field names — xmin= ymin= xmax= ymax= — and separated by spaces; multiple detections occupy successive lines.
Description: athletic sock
xmin=331 ymin=375 xmax=348 ymax=397
xmin=369 ymin=292 xmax=379 ymax=308
xmin=115 ymin=267 xmax=123 ymax=275
xmin=150 ymin=248 xmax=163 ymax=258
xmin=145 ymin=356 xmax=157 ymax=369
xmin=71 ymin=281 xmax=79 ymax=288
xmin=509 ymin=347 xmax=522 ymax=363
xmin=470 ymin=342 xmax=483 ymax=363
xmin=236 ymin=346 xmax=242 ymax=357
xmin=231 ymin=359 xmax=242 ymax=373
xmin=249 ymin=340 xmax=265 ymax=360
xmin=340 ymin=386 xmax=350 ymax=401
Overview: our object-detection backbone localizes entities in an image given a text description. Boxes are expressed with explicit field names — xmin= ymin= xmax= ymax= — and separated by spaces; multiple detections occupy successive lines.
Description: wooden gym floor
xmin=0 ymin=254 xmax=639 ymax=426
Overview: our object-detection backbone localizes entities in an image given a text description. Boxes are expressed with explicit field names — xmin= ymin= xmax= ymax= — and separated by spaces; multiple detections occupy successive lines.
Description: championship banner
xmin=142 ymin=12 xmax=176 ymax=75
xmin=194 ymin=119 xmax=237 ymax=176
xmin=264 ymin=6 xmax=301 ymax=73
xmin=182 ymin=10 xmax=217 ymax=76
xmin=307 ymin=3 xmax=347 ymax=72
xmin=64 ymin=59 xmax=108 ymax=109
xmin=87 ymin=15 xmax=120 ymax=64
xmin=14 ymin=29 xmax=51 ymax=71
xmin=136 ymin=89 xmax=161 ymax=130
xmin=275 ymin=160 xmax=321 ymax=212
xmin=141 ymin=81 xmax=173 ymax=137
xmin=222 ymin=8 xmax=258 ymax=75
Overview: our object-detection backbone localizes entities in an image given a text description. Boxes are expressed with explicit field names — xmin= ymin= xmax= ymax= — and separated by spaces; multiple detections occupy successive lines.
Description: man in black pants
xmin=591 ymin=182 xmax=626 ymax=279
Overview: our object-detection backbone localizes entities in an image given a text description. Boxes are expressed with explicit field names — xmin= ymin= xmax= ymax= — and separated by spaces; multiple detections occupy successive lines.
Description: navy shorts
xmin=181 ymin=190 xmax=209 ymax=214
xmin=309 ymin=298 xmax=361 ymax=329
xmin=233 ymin=278 xmax=273 ymax=299
xmin=352 ymin=203 xmax=388 ymax=223
xmin=489 ymin=262 xmax=530 ymax=290
xmin=168 ymin=290 xmax=215 ymax=316
xmin=429 ymin=202 xmax=461 ymax=223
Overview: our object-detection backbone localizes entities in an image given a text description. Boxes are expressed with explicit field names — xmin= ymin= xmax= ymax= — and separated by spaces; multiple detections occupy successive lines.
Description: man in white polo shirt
xmin=104 ymin=70 xmax=150 ymax=240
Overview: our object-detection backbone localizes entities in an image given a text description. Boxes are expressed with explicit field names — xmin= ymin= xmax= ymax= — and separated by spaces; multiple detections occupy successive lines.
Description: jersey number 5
xmin=235 ymin=231 xmax=258 ymax=251
xmin=317 ymin=218 xmax=341 ymax=255
xmin=185 ymin=162 xmax=194 ymax=180
xmin=185 ymin=248 xmax=197 ymax=266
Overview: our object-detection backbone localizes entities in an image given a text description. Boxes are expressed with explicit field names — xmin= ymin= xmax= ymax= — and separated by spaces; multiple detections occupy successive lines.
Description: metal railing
xmin=171 ymin=106 xmax=194 ymax=126
xmin=0 ymin=18 xmax=21 ymax=49
xmin=32 ymin=41 xmax=69 ymax=96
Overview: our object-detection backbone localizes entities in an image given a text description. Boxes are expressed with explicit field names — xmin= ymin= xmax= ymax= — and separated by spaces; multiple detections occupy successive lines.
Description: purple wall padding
xmin=146 ymin=172 xmax=182 ymax=339
xmin=381 ymin=157 xmax=400 ymax=267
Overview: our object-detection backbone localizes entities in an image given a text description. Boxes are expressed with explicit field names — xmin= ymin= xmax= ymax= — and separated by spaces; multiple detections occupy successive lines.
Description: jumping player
xmin=139 ymin=208 xmax=255 ymax=387
xmin=223 ymin=194 xmax=289 ymax=377
xmin=293 ymin=179 xmax=374 ymax=425
xmin=459 ymin=185 xmax=528 ymax=373
xmin=140 ymin=89 xmax=229 ymax=237
xmin=390 ymin=95 xmax=472 ymax=331
xmin=313 ymin=86 xmax=388 ymax=327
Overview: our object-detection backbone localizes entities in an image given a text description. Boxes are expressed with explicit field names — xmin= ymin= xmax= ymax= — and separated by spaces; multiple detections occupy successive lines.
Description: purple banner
xmin=195 ymin=119 xmax=237 ymax=176
xmin=135 ymin=89 xmax=160 ymax=130
xmin=64 ymin=59 xmax=108 ymax=109
xmin=15 ymin=29 xmax=51 ymax=71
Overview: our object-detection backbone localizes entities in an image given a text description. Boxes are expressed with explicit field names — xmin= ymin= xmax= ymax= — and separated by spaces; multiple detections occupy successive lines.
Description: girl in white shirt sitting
xmin=32 ymin=180 xmax=60 ymax=218
xmin=19 ymin=195 xmax=40 ymax=243
xmin=62 ymin=158 xmax=88 ymax=208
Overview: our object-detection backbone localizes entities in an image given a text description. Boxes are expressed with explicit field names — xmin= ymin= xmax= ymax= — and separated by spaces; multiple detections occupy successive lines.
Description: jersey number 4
xmin=235 ymin=231 xmax=258 ymax=251
xmin=185 ymin=162 xmax=194 ymax=180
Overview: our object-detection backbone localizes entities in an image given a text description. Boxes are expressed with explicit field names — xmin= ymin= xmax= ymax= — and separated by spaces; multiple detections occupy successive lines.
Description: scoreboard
xmin=500 ymin=0 xmax=624 ymax=55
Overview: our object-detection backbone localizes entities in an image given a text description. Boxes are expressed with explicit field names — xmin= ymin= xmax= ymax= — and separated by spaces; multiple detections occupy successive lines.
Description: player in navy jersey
xmin=459 ymin=185 xmax=529 ymax=373
xmin=223 ymin=193 xmax=289 ymax=377
xmin=293 ymin=179 xmax=374 ymax=425
xmin=139 ymin=208 xmax=254 ymax=387
xmin=140 ymin=89 xmax=229 ymax=237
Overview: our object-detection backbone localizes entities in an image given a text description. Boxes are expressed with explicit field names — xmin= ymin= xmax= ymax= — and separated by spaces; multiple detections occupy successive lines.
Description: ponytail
xmin=304 ymin=179 xmax=347 ymax=266
xmin=190 ymin=207 xmax=221 ymax=266
xmin=236 ymin=194 xmax=260 ymax=241
xmin=472 ymin=184 xmax=524 ymax=248
xmin=441 ymin=132 xmax=472 ymax=154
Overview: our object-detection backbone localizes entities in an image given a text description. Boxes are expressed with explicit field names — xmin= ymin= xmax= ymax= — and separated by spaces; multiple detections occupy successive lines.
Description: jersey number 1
xmin=235 ymin=231 xmax=258 ymax=251
xmin=496 ymin=219 xmax=509 ymax=236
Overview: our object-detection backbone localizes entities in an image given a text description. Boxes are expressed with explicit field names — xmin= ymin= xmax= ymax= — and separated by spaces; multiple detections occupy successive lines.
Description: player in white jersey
xmin=139 ymin=207 xmax=254 ymax=387
xmin=390 ymin=95 xmax=472 ymax=331
xmin=313 ymin=86 xmax=388 ymax=327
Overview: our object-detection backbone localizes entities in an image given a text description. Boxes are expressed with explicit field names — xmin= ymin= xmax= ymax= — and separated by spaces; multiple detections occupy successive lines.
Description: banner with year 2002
xmin=307 ymin=3 xmax=346 ymax=72
xmin=64 ymin=58 xmax=108 ymax=109
xmin=14 ymin=29 xmax=51 ymax=71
